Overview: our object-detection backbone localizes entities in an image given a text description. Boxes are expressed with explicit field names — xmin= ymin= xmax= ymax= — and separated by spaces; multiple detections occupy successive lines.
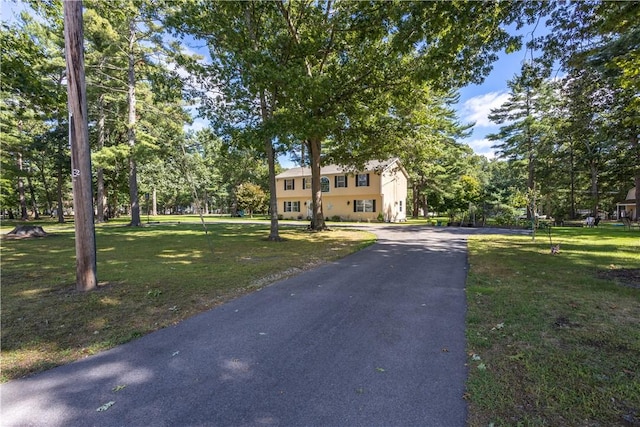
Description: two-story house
xmin=275 ymin=158 xmax=408 ymax=222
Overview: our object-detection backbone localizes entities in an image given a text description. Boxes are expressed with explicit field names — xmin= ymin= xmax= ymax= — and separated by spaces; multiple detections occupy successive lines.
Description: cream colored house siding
xmin=381 ymin=166 xmax=408 ymax=222
xmin=275 ymin=159 xmax=408 ymax=221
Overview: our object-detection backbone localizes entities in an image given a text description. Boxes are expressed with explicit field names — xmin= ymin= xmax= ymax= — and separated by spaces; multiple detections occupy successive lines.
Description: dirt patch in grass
xmin=597 ymin=268 xmax=640 ymax=289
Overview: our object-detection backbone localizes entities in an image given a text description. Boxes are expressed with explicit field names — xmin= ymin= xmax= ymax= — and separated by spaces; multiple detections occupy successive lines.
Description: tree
xmin=236 ymin=183 xmax=267 ymax=218
xmin=1 ymin=7 xmax=69 ymax=222
xmin=165 ymin=1 xmax=290 ymax=239
xmin=375 ymin=86 xmax=471 ymax=218
xmin=168 ymin=1 xmax=540 ymax=232
xmin=539 ymin=1 xmax=640 ymax=220
xmin=81 ymin=0 xmax=192 ymax=226
xmin=488 ymin=64 xmax=555 ymax=219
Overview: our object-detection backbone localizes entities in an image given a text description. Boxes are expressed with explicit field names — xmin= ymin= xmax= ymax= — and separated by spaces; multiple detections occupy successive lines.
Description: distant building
xmin=275 ymin=158 xmax=408 ymax=222
xmin=616 ymin=187 xmax=637 ymax=220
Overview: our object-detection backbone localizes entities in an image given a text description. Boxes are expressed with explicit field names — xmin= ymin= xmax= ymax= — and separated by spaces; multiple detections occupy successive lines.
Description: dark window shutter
xmin=353 ymin=200 xmax=357 ymax=212
xmin=284 ymin=180 xmax=286 ymax=190
xmin=366 ymin=174 xmax=370 ymax=186
xmin=345 ymin=176 xmax=348 ymax=187
xmin=372 ymin=200 xmax=376 ymax=212
xmin=292 ymin=180 xmax=295 ymax=190
xmin=334 ymin=176 xmax=337 ymax=187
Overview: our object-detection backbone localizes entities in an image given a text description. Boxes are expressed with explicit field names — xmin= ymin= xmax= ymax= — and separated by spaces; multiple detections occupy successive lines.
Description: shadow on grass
xmin=0 ymin=222 xmax=374 ymax=381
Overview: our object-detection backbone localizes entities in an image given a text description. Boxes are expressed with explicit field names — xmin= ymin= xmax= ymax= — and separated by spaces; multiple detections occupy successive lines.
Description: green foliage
xmin=236 ymin=183 xmax=267 ymax=217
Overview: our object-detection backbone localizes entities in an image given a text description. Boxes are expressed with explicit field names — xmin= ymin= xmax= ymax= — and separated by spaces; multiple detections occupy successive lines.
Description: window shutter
xmin=366 ymin=174 xmax=370 ymax=186
xmin=283 ymin=202 xmax=286 ymax=211
xmin=292 ymin=179 xmax=295 ymax=190
xmin=353 ymin=200 xmax=357 ymax=213
xmin=284 ymin=180 xmax=286 ymax=190
xmin=372 ymin=200 xmax=376 ymax=212
xmin=355 ymin=176 xmax=359 ymax=187
xmin=345 ymin=176 xmax=348 ymax=187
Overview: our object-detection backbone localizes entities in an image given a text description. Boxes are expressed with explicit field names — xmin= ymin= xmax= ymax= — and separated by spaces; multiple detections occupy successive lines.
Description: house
xmin=616 ymin=187 xmax=638 ymax=220
xmin=275 ymin=158 xmax=408 ymax=222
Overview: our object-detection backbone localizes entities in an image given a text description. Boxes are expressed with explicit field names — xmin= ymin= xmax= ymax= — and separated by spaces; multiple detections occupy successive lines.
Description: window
xmin=356 ymin=173 xmax=370 ymax=187
xmin=302 ymin=177 xmax=311 ymax=189
xmin=321 ymin=177 xmax=330 ymax=192
xmin=354 ymin=199 xmax=376 ymax=213
xmin=335 ymin=175 xmax=347 ymax=188
xmin=283 ymin=201 xmax=300 ymax=212
xmin=284 ymin=179 xmax=295 ymax=190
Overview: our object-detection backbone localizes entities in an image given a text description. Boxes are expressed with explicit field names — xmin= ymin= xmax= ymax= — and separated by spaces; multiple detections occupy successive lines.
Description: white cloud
xmin=460 ymin=92 xmax=510 ymax=127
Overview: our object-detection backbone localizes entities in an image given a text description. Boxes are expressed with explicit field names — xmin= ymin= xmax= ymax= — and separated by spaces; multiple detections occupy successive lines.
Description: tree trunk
xmin=63 ymin=0 xmax=97 ymax=291
xmin=246 ymin=6 xmax=280 ymax=241
xmin=38 ymin=161 xmax=53 ymax=215
xmin=26 ymin=168 xmax=40 ymax=219
xmin=589 ymin=161 xmax=599 ymax=216
xmin=56 ymin=158 xmax=65 ymax=223
xmin=633 ymin=133 xmax=640 ymax=221
xmin=569 ymin=141 xmax=576 ymax=219
xmin=527 ymin=137 xmax=535 ymax=220
xmin=265 ymin=138 xmax=281 ymax=240
xmin=152 ymin=187 xmax=157 ymax=216
xmin=308 ymin=137 xmax=326 ymax=230
xmin=127 ymin=19 xmax=141 ymax=227
xmin=412 ymin=182 xmax=419 ymax=218
xmin=17 ymin=152 xmax=28 ymax=220
xmin=422 ymin=193 xmax=429 ymax=219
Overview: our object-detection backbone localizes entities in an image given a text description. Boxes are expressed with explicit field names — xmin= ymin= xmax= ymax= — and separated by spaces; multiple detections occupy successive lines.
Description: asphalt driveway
xmin=1 ymin=225 xmax=522 ymax=426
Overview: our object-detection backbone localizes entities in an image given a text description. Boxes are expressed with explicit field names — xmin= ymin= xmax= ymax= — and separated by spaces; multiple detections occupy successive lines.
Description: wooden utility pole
xmin=63 ymin=0 xmax=97 ymax=291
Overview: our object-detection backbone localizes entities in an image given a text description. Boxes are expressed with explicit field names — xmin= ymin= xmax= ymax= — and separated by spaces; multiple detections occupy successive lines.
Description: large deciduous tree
xmin=167 ymin=0 xmax=540 ymax=232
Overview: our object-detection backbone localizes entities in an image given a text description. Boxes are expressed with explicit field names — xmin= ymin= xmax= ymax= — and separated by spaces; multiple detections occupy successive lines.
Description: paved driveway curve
xmin=1 ymin=226 xmax=520 ymax=426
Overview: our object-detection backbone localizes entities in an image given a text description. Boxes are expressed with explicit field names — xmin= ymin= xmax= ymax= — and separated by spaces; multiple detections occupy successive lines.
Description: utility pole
xmin=64 ymin=0 xmax=97 ymax=291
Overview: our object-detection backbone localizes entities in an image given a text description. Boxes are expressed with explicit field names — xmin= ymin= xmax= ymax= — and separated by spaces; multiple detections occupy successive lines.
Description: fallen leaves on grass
xmin=96 ymin=401 xmax=115 ymax=412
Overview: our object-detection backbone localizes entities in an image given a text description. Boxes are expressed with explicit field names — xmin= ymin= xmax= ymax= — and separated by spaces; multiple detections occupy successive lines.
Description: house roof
xmin=624 ymin=187 xmax=637 ymax=202
xmin=276 ymin=158 xmax=406 ymax=178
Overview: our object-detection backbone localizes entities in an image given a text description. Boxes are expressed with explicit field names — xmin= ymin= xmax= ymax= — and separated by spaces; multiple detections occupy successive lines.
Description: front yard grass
xmin=1 ymin=220 xmax=376 ymax=382
xmin=466 ymin=227 xmax=640 ymax=426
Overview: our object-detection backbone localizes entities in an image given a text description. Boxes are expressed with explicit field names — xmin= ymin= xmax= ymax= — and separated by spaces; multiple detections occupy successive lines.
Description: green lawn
xmin=466 ymin=226 xmax=640 ymax=426
xmin=0 ymin=219 xmax=376 ymax=382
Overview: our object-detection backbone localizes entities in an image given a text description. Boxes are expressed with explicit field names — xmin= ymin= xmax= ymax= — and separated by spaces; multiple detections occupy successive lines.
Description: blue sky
xmin=456 ymin=23 xmax=542 ymax=159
